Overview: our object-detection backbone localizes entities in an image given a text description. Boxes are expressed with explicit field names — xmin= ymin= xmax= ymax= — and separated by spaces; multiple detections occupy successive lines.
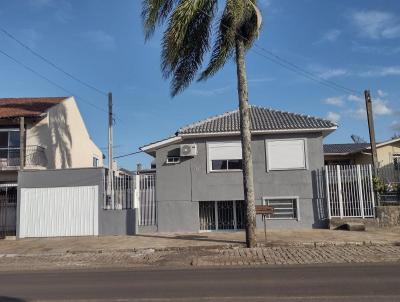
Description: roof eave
xmin=180 ymin=126 xmax=338 ymax=138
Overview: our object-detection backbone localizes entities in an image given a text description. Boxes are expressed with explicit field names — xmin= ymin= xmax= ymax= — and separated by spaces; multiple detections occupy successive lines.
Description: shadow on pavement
xmin=135 ymin=234 xmax=244 ymax=245
xmin=0 ymin=297 xmax=26 ymax=302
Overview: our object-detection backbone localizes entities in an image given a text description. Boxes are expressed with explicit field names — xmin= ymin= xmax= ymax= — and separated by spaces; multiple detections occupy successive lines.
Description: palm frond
xmin=198 ymin=0 xmax=245 ymax=81
xmin=160 ymin=0 xmax=217 ymax=96
xmin=238 ymin=0 xmax=262 ymax=49
xmin=142 ymin=0 xmax=178 ymax=41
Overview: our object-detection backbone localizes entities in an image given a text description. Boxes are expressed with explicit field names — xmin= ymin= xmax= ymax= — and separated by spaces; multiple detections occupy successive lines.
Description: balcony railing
xmin=0 ymin=145 xmax=47 ymax=169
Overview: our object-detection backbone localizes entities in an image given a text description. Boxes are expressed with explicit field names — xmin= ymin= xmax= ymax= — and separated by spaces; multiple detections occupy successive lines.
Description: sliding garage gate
xmin=19 ymin=186 xmax=99 ymax=238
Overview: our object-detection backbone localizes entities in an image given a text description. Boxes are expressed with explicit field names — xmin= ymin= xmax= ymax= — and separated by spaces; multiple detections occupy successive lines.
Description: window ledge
xmin=209 ymin=169 xmax=242 ymax=173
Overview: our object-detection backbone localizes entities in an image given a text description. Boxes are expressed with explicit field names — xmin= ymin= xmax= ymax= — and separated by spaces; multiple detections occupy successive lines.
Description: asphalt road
xmin=0 ymin=263 xmax=399 ymax=302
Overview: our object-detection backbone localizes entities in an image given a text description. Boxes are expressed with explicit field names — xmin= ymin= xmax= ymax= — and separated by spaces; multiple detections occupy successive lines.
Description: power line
xmin=113 ymin=150 xmax=143 ymax=159
xmin=0 ymin=48 xmax=109 ymax=114
xmin=0 ymin=26 xmax=107 ymax=96
xmin=197 ymin=8 xmax=362 ymax=96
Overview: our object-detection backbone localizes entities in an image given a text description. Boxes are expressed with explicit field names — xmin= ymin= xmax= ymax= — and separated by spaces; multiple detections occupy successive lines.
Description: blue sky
xmin=0 ymin=0 xmax=399 ymax=169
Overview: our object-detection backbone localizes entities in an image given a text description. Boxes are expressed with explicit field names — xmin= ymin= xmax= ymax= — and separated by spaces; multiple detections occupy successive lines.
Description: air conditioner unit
xmin=180 ymin=144 xmax=197 ymax=157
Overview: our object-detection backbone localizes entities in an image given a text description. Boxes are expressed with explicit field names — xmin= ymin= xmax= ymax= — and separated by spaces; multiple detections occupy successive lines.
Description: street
xmin=0 ymin=263 xmax=399 ymax=301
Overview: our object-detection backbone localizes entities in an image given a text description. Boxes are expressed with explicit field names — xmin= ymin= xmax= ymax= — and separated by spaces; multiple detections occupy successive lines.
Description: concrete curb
xmin=0 ymin=240 xmax=399 ymax=258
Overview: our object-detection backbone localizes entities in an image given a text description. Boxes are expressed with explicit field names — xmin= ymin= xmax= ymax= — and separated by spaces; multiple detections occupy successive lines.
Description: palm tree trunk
xmin=235 ymin=38 xmax=257 ymax=248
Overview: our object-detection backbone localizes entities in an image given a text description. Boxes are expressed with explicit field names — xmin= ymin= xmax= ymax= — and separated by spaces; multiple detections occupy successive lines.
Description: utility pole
xmin=365 ymin=90 xmax=378 ymax=173
xmin=107 ymin=92 xmax=114 ymax=209
xmin=19 ymin=117 xmax=25 ymax=170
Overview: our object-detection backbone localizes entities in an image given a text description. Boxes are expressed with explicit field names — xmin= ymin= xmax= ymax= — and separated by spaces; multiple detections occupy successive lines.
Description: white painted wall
xmin=26 ymin=96 xmax=103 ymax=169
xmin=19 ymin=185 xmax=99 ymax=238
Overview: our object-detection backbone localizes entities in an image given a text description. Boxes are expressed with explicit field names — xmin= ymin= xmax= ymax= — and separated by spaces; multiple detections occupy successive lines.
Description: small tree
xmin=142 ymin=0 xmax=262 ymax=247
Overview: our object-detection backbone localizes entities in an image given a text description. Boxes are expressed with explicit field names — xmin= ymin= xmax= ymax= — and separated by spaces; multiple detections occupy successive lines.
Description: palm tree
xmin=142 ymin=0 xmax=262 ymax=248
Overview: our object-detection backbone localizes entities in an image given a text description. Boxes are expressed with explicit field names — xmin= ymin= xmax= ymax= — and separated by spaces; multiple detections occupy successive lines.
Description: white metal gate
xmin=325 ymin=165 xmax=375 ymax=218
xmin=135 ymin=174 xmax=156 ymax=226
xmin=19 ymin=186 xmax=99 ymax=238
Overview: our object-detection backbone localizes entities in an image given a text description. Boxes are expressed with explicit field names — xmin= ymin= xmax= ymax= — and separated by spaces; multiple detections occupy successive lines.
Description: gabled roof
xmin=177 ymin=106 xmax=337 ymax=135
xmin=0 ymin=97 xmax=68 ymax=119
xmin=323 ymin=143 xmax=370 ymax=155
xmin=141 ymin=106 xmax=337 ymax=153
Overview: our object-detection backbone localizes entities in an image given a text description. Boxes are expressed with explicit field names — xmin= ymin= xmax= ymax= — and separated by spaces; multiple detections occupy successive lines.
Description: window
xmin=394 ymin=154 xmax=400 ymax=171
xmin=0 ymin=129 xmax=20 ymax=167
xmin=166 ymin=156 xmax=180 ymax=164
xmin=207 ymin=141 xmax=242 ymax=172
xmin=93 ymin=156 xmax=99 ymax=167
xmin=266 ymin=139 xmax=307 ymax=171
xmin=263 ymin=197 xmax=299 ymax=220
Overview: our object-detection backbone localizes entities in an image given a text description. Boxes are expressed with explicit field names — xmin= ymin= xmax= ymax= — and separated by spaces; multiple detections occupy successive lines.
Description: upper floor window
xmin=394 ymin=154 xmax=400 ymax=171
xmin=266 ymin=139 xmax=307 ymax=171
xmin=93 ymin=156 xmax=99 ymax=167
xmin=0 ymin=129 xmax=20 ymax=166
xmin=207 ymin=141 xmax=242 ymax=172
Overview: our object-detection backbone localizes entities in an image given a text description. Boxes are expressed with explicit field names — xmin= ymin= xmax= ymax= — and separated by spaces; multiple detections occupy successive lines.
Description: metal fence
xmin=0 ymin=185 xmax=17 ymax=238
xmin=103 ymin=171 xmax=135 ymax=210
xmin=325 ymin=165 xmax=375 ymax=218
xmin=136 ymin=173 xmax=156 ymax=226
xmin=0 ymin=145 xmax=47 ymax=169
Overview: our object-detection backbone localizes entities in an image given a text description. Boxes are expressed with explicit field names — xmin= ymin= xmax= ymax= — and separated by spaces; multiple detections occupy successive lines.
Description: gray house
xmin=141 ymin=106 xmax=337 ymax=232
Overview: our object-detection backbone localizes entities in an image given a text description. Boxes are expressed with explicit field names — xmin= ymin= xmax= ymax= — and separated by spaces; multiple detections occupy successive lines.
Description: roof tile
xmin=177 ymin=106 xmax=336 ymax=134
xmin=0 ymin=97 xmax=67 ymax=118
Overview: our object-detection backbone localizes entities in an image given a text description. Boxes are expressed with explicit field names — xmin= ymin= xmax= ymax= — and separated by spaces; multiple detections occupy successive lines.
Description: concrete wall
xmin=376 ymin=206 xmax=400 ymax=227
xmin=155 ymin=132 xmax=327 ymax=232
xmin=26 ymin=97 xmax=103 ymax=169
xmin=17 ymin=168 xmax=134 ymax=237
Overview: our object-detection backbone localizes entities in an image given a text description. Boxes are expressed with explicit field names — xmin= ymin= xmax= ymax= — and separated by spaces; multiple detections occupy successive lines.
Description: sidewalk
xmin=0 ymin=228 xmax=399 ymax=271
xmin=1 ymin=228 xmax=399 ymax=255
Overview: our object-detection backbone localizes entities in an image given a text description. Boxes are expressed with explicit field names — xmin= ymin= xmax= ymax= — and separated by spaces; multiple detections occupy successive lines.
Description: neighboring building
xmin=324 ymin=138 xmax=400 ymax=167
xmin=0 ymin=96 xmax=103 ymax=236
xmin=324 ymin=138 xmax=400 ymax=182
xmin=141 ymin=106 xmax=337 ymax=232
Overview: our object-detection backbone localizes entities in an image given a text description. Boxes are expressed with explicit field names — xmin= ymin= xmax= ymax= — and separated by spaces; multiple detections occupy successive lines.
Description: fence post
xmin=356 ymin=165 xmax=365 ymax=218
xmin=369 ymin=165 xmax=376 ymax=212
xmin=133 ymin=174 xmax=140 ymax=227
xmin=337 ymin=165 xmax=344 ymax=219
xmin=325 ymin=166 xmax=332 ymax=219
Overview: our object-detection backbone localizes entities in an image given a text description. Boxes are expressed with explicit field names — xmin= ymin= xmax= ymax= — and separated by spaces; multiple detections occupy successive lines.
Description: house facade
xmin=141 ymin=106 xmax=337 ymax=232
xmin=0 ymin=96 xmax=103 ymax=236
xmin=324 ymin=138 xmax=400 ymax=183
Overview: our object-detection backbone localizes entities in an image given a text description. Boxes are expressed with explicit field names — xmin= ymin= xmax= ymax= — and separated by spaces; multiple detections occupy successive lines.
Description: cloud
xmin=318 ymin=68 xmax=348 ymax=79
xmin=349 ymin=98 xmax=393 ymax=119
xmin=351 ymin=43 xmax=400 ymax=55
xmin=259 ymin=0 xmax=271 ymax=8
xmin=323 ymin=96 xmax=344 ymax=107
xmin=316 ymin=29 xmax=341 ymax=44
xmin=248 ymin=76 xmax=274 ymax=83
xmin=19 ymin=28 xmax=42 ymax=49
xmin=373 ymin=99 xmax=392 ymax=115
xmin=347 ymin=94 xmax=363 ymax=102
xmin=29 ymin=0 xmax=55 ymax=8
xmin=377 ymin=89 xmax=388 ymax=97
xmin=81 ymin=30 xmax=116 ymax=51
xmin=391 ymin=121 xmax=400 ymax=131
xmin=29 ymin=0 xmax=72 ymax=23
xmin=189 ymin=86 xmax=231 ymax=97
xmin=359 ymin=66 xmax=400 ymax=77
xmin=326 ymin=112 xmax=341 ymax=123
xmin=351 ymin=10 xmax=400 ymax=39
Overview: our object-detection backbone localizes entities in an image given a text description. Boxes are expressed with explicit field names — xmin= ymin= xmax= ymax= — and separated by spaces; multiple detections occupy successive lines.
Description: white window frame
xmin=265 ymin=138 xmax=308 ymax=171
xmin=92 ymin=156 xmax=99 ymax=167
xmin=262 ymin=196 xmax=300 ymax=221
xmin=206 ymin=141 xmax=243 ymax=173
xmin=166 ymin=156 xmax=181 ymax=164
